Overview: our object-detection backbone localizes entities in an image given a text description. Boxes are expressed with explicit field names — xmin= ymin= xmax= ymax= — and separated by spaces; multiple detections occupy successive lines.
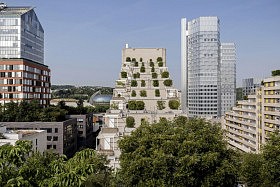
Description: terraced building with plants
xmin=97 ymin=45 xmax=183 ymax=168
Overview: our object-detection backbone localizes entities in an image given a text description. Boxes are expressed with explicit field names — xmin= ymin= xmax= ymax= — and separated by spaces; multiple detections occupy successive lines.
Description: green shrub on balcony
xmin=168 ymin=99 xmax=180 ymax=109
xmin=140 ymin=66 xmax=145 ymax=73
xmin=121 ymin=71 xmax=127 ymax=78
xmin=151 ymin=66 xmax=155 ymax=73
xmin=132 ymin=58 xmax=136 ymax=62
xmin=163 ymin=79 xmax=172 ymax=86
xmin=141 ymin=80 xmax=146 ymax=87
xmin=131 ymin=80 xmax=138 ymax=87
xmin=140 ymin=57 xmax=143 ymax=62
xmin=133 ymin=72 xmax=140 ymax=79
xmin=161 ymin=71 xmax=169 ymax=78
xmin=140 ymin=90 xmax=147 ymax=97
xmin=155 ymin=89 xmax=160 ymax=97
xmin=157 ymin=57 xmax=163 ymax=62
xmin=126 ymin=116 xmax=135 ymax=128
xmin=157 ymin=101 xmax=166 ymax=110
xmin=134 ymin=61 xmax=138 ymax=67
xmin=128 ymin=100 xmax=145 ymax=110
xmin=149 ymin=61 xmax=154 ymax=67
xmin=158 ymin=61 xmax=163 ymax=67
xmin=153 ymin=80 xmax=159 ymax=87
xmin=152 ymin=72 xmax=158 ymax=79
xmin=131 ymin=90 xmax=136 ymax=97
xmin=116 ymin=81 xmax=125 ymax=86
xmin=126 ymin=57 xmax=131 ymax=62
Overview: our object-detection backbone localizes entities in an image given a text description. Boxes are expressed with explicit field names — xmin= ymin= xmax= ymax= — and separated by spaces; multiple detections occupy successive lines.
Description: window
xmin=77 ymin=118 xmax=84 ymax=122
xmin=55 ymin=128 xmax=58 ymax=133
xmin=79 ymin=125 xmax=83 ymax=129
xmin=53 ymin=136 xmax=58 ymax=141
xmin=53 ymin=145 xmax=56 ymax=149
xmin=47 ymin=136 xmax=52 ymax=141
xmin=47 ymin=145 xmax=52 ymax=149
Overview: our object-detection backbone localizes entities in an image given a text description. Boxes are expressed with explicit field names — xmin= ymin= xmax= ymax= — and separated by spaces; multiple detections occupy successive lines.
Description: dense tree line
xmin=0 ymin=141 xmax=111 ymax=186
xmin=51 ymin=85 xmax=113 ymax=100
xmin=1 ymin=116 xmax=280 ymax=186
xmin=0 ymin=100 xmax=108 ymax=122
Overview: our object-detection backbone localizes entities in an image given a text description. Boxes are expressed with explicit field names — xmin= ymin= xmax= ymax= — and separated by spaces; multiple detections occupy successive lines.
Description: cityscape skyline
xmin=3 ymin=0 xmax=280 ymax=87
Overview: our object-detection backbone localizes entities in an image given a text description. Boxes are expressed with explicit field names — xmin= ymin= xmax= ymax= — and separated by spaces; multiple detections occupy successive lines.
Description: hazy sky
xmin=4 ymin=0 xmax=280 ymax=88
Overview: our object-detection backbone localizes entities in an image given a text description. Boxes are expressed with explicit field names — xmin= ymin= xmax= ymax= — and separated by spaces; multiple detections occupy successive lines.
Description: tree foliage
xmin=117 ymin=117 xmax=239 ymax=186
xmin=240 ymin=132 xmax=280 ymax=186
xmin=168 ymin=99 xmax=180 ymax=109
xmin=0 ymin=141 xmax=112 ymax=187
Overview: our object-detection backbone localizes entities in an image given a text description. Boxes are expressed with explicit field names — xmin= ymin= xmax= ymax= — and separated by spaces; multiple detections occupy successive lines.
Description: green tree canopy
xmin=117 ymin=117 xmax=239 ymax=186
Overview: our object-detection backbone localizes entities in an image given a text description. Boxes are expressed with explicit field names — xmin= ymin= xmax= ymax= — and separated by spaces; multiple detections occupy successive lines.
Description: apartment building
xmin=97 ymin=45 xmax=184 ymax=168
xmin=223 ymin=74 xmax=280 ymax=153
xmin=0 ymin=59 xmax=51 ymax=106
xmin=0 ymin=3 xmax=51 ymax=106
xmin=262 ymin=76 xmax=280 ymax=143
xmin=67 ymin=113 xmax=94 ymax=149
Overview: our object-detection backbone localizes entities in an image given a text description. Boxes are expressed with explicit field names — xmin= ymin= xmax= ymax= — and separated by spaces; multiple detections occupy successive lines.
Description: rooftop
xmin=0 ymin=4 xmax=32 ymax=16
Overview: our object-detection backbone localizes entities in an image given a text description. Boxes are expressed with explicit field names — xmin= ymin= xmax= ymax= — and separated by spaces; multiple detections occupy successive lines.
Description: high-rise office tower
xmin=220 ymin=43 xmax=236 ymax=116
xmin=0 ymin=3 xmax=50 ymax=106
xmin=181 ymin=17 xmax=236 ymax=118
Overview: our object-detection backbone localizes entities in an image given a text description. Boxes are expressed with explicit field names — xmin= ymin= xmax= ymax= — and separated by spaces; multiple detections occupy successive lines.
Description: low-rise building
xmin=1 ymin=119 xmax=77 ymax=157
xmin=0 ymin=125 xmax=47 ymax=153
xmin=67 ymin=113 xmax=94 ymax=149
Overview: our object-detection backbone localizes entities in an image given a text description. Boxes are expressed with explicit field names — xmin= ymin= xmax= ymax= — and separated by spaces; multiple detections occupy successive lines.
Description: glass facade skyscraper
xmin=181 ymin=17 xmax=236 ymax=118
xmin=0 ymin=5 xmax=44 ymax=64
xmin=220 ymin=43 xmax=236 ymax=116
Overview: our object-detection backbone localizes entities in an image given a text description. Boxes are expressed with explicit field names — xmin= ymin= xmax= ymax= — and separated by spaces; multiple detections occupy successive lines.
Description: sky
xmin=4 ymin=0 xmax=280 ymax=88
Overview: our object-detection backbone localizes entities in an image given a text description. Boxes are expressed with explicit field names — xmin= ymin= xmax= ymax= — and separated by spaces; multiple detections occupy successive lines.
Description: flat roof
xmin=0 ymin=6 xmax=32 ymax=16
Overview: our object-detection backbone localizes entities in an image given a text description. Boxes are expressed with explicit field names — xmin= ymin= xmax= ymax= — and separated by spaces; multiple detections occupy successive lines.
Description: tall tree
xmin=117 ymin=116 xmax=239 ymax=186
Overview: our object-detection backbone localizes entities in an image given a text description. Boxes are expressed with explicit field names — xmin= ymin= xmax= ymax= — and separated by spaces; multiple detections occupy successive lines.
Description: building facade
xmin=242 ymin=78 xmax=262 ymax=98
xmin=67 ymin=113 xmax=94 ymax=149
xmin=181 ymin=17 xmax=236 ymax=118
xmin=0 ymin=3 xmax=50 ymax=106
xmin=0 ymin=3 xmax=44 ymax=64
xmin=223 ymin=75 xmax=280 ymax=153
xmin=220 ymin=43 xmax=236 ymax=116
xmin=1 ymin=119 xmax=77 ymax=157
xmin=0 ymin=125 xmax=47 ymax=153
xmin=0 ymin=59 xmax=50 ymax=106
xmin=97 ymin=45 xmax=184 ymax=168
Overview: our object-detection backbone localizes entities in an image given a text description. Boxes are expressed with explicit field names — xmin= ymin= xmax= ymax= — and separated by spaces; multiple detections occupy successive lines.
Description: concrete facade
xmin=0 ymin=125 xmax=47 ymax=153
xmin=1 ymin=119 xmax=77 ymax=157
xmin=67 ymin=113 xmax=94 ymax=149
xmin=97 ymin=45 xmax=184 ymax=169
xmin=222 ymin=75 xmax=280 ymax=153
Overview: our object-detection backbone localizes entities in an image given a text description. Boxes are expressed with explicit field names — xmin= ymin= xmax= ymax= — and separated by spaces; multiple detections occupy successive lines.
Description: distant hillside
xmin=51 ymin=85 xmax=113 ymax=100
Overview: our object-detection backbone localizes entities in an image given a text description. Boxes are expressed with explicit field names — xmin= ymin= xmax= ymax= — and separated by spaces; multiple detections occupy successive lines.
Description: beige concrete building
xmin=97 ymin=45 xmax=184 ymax=168
xmin=0 ymin=125 xmax=47 ymax=153
xmin=223 ymin=75 xmax=280 ymax=153
xmin=1 ymin=119 xmax=77 ymax=157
